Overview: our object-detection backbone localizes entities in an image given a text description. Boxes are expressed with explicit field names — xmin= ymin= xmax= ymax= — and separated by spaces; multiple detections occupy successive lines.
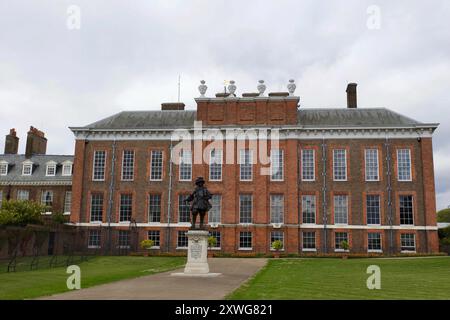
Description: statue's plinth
xmin=171 ymin=230 xmax=221 ymax=277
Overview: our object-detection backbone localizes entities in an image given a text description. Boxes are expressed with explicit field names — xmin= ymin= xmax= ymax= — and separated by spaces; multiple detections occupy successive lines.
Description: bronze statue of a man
xmin=184 ymin=177 xmax=212 ymax=229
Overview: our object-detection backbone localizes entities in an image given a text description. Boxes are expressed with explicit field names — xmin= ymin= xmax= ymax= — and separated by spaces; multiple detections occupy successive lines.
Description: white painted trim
xmin=238 ymin=247 xmax=253 ymax=251
xmin=301 ymin=149 xmax=315 ymax=181
xmin=92 ymin=150 xmax=106 ymax=181
xmin=364 ymin=148 xmax=380 ymax=181
xmin=397 ymin=149 xmax=412 ymax=182
xmin=302 ymin=248 xmax=317 ymax=252
xmin=368 ymin=249 xmax=383 ymax=253
xmin=0 ymin=181 xmax=72 ymax=186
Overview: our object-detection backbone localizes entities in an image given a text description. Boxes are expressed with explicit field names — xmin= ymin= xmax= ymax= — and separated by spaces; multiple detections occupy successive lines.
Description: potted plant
xmin=140 ymin=239 xmax=154 ymax=257
xmin=207 ymin=236 xmax=217 ymax=258
xmin=271 ymin=240 xmax=283 ymax=258
xmin=340 ymin=240 xmax=350 ymax=259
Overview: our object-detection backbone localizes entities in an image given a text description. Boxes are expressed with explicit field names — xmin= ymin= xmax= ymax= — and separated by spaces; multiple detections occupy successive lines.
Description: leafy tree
xmin=438 ymin=226 xmax=450 ymax=245
xmin=437 ymin=208 xmax=450 ymax=223
xmin=0 ymin=200 xmax=47 ymax=226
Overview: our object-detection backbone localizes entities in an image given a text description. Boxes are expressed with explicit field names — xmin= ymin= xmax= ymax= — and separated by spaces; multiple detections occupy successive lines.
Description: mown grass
xmin=0 ymin=256 xmax=185 ymax=300
xmin=228 ymin=257 xmax=450 ymax=300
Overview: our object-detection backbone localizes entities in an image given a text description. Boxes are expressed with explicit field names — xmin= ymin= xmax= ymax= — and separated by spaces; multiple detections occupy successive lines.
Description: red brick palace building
xmin=69 ymin=80 xmax=439 ymax=255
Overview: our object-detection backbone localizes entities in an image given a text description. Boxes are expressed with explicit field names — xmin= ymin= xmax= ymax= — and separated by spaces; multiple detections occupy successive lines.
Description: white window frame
xmin=239 ymin=149 xmax=253 ymax=181
xmin=365 ymin=149 xmax=379 ymax=181
xmin=397 ymin=149 xmax=412 ymax=181
xmin=45 ymin=161 xmax=57 ymax=177
xmin=92 ymin=150 xmax=106 ymax=181
xmin=64 ymin=191 xmax=72 ymax=215
xmin=22 ymin=161 xmax=33 ymax=176
xmin=333 ymin=149 xmax=347 ymax=181
xmin=150 ymin=150 xmax=163 ymax=181
xmin=367 ymin=232 xmax=383 ymax=253
xmin=238 ymin=231 xmax=253 ymax=250
xmin=209 ymin=149 xmax=223 ymax=181
xmin=270 ymin=194 xmax=284 ymax=224
xmin=0 ymin=161 xmax=8 ymax=176
xmin=301 ymin=195 xmax=316 ymax=224
xmin=270 ymin=149 xmax=284 ymax=181
xmin=179 ymin=149 xmax=192 ymax=181
xmin=17 ymin=190 xmax=30 ymax=201
xmin=400 ymin=233 xmax=416 ymax=253
xmin=239 ymin=194 xmax=253 ymax=224
xmin=301 ymin=149 xmax=315 ymax=181
xmin=62 ymin=161 xmax=73 ymax=176
xmin=121 ymin=150 xmax=135 ymax=181
xmin=40 ymin=190 xmax=53 ymax=214
xmin=208 ymin=194 xmax=222 ymax=224
xmin=333 ymin=195 xmax=348 ymax=225
xmin=270 ymin=231 xmax=285 ymax=251
xmin=302 ymin=231 xmax=317 ymax=252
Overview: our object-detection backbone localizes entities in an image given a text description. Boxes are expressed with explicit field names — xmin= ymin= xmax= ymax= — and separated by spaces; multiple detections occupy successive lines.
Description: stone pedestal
xmin=171 ymin=230 xmax=221 ymax=277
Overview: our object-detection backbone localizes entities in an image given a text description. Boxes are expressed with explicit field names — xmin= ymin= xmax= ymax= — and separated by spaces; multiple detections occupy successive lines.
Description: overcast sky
xmin=0 ymin=0 xmax=449 ymax=209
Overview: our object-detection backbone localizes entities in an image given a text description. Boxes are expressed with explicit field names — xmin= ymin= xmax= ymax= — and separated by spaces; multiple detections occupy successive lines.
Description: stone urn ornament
xmin=227 ymin=80 xmax=237 ymax=97
xmin=287 ymin=79 xmax=296 ymax=96
xmin=257 ymin=80 xmax=266 ymax=96
xmin=198 ymin=80 xmax=207 ymax=97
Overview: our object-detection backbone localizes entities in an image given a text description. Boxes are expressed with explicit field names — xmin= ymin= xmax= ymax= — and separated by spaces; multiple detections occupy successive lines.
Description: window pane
xmin=302 ymin=232 xmax=316 ymax=249
xmin=93 ymin=151 xmax=106 ymax=180
xmin=209 ymin=149 xmax=222 ymax=181
xmin=88 ymin=230 xmax=101 ymax=248
xmin=90 ymin=194 xmax=103 ymax=222
xmin=150 ymin=150 xmax=163 ymax=180
xmin=400 ymin=233 xmax=415 ymax=251
xmin=335 ymin=232 xmax=348 ymax=249
xmin=301 ymin=149 xmax=315 ymax=180
xmin=148 ymin=194 xmax=161 ymax=222
xmin=119 ymin=194 xmax=132 ymax=222
xmin=17 ymin=190 xmax=29 ymax=201
xmin=399 ymin=195 xmax=414 ymax=225
xmin=41 ymin=190 xmax=53 ymax=208
xmin=397 ymin=149 xmax=411 ymax=181
xmin=334 ymin=195 xmax=348 ymax=224
xmin=121 ymin=150 xmax=134 ymax=180
xmin=177 ymin=231 xmax=188 ymax=248
xmin=365 ymin=149 xmax=379 ymax=181
xmin=118 ymin=230 xmax=130 ymax=248
xmin=270 ymin=231 xmax=284 ymax=249
xmin=179 ymin=149 xmax=192 ymax=181
xmin=333 ymin=149 xmax=347 ymax=180
xmin=239 ymin=231 xmax=252 ymax=249
xmin=270 ymin=194 xmax=284 ymax=224
xmin=209 ymin=231 xmax=221 ymax=248
xmin=239 ymin=194 xmax=252 ymax=224
xmin=148 ymin=230 xmax=160 ymax=247
xmin=366 ymin=195 xmax=380 ymax=225
xmin=64 ymin=191 xmax=72 ymax=213
xmin=239 ymin=149 xmax=253 ymax=181
xmin=368 ymin=233 xmax=382 ymax=251
xmin=208 ymin=195 xmax=221 ymax=223
xmin=271 ymin=149 xmax=284 ymax=180
xmin=302 ymin=195 xmax=316 ymax=224
xmin=178 ymin=194 xmax=191 ymax=223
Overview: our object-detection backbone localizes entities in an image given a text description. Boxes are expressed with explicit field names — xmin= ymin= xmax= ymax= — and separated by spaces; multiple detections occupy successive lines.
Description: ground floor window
xmin=209 ymin=231 xmax=221 ymax=248
xmin=239 ymin=231 xmax=252 ymax=249
xmin=118 ymin=230 xmax=130 ymax=248
xmin=177 ymin=230 xmax=188 ymax=248
xmin=335 ymin=232 xmax=348 ymax=251
xmin=302 ymin=231 xmax=316 ymax=250
xmin=17 ymin=190 xmax=30 ymax=201
xmin=400 ymin=233 xmax=416 ymax=252
xmin=148 ymin=230 xmax=161 ymax=248
xmin=270 ymin=231 xmax=284 ymax=250
xmin=88 ymin=229 xmax=101 ymax=248
xmin=368 ymin=232 xmax=382 ymax=252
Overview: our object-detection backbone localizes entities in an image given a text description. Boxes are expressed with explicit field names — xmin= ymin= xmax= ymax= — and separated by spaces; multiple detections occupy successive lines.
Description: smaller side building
xmin=0 ymin=127 xmax=73 ymax=216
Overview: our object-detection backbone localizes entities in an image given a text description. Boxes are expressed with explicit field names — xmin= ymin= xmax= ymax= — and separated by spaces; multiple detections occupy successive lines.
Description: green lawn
xmin=228 ymin=257 xmax=450 ymax=300
xmin=0 ymin=256 xmax=185 ymax=300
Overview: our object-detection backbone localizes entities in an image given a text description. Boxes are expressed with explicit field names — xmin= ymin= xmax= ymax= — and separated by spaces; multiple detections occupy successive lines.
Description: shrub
xmin=340 ymin=240 xmax=350 ymax=251
xmin=140 ymin=239 xmax=154 ymax=250
xmin=271 ymin=240 xmax=283 ymax=251
xmin=437 ymin=208 xmax=450 ymax=222
xmin=0 ymin=200 xmax=47 ymax=226
xmin=207 ymin=236 xmax=217 ymax=248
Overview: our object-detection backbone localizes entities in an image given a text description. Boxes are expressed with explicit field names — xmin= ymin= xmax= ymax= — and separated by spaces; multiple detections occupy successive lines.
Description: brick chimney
xmin=346 ymin=83 xmax=357 ymax=108
xmin=4 ymin=128 xmax=19 ymax=154
xmin=161 ymin=102 xmax=185 ymax=111
xmin=25 ymin=126 xmax=47 ymax=158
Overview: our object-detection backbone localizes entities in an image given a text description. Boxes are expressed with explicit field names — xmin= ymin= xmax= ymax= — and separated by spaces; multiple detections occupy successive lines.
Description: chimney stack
xmin=25 ymin=126 xmax=47 ymax=158
xmin=346 ymin=83 xmax=357 ymax=108
xmin=161 ymin=102 xmax=185 ymax=111
xmin=4 ymin=128 xmax=19 ymax=154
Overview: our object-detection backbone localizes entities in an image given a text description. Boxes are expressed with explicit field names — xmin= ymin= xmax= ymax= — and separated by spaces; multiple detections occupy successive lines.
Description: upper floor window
xmin=46 ymin=161 xmax=57 ymax=176
xmin=119 ymin=194 xmax=132 ymax=222
xmin=121 ymin=150 xmax=135 ymax=181
xmin=366 ymin=194 xmax=381 ymax=225
xmin=239 ymin=194 xmax=253 ymax=224
xmin=270 ymin=194 xmax=284 ymax=224
xmin=177 ymin=231 xmax=188 ymax=248
xmin=179 ymin=149 xmax=192 ymax=181
xmin=209 ymin=149 xmax=222 ymax=181
xmin=239 ymin=149 xmax=253 ymax=181
xmin=62 ymin=161 xmax=73 ymax=176
xmin=148 ymin=194 xmax=161 ymax=223
xmin=93 ymin=151 xmax=106 ymax=181
xmin=209 ymin=231 xmax=221 ymax=248
xmin=208 ymin=194 xmax=222 ymax=224
xmin=399 ymin=195 xmax=414 ymax=225
xmin=64 ymin=191 xmax=72 ymax=214
xmin=302 ymin=195 xmax=316 ymax=224
xmin=0 ymin=191 xmax=3 ymax=208
xmin=0 ymin=161 xmax=8 ymax=176
xmin=365 ymin=149 xmax=379 ymax=181
xmin=397 ymin=149 xmax=412 ymax=181
xmin=334 ymin=195 xmax=348 ymax=224
xmin=90 ymin=193 xmax=103 ymax=222
xmin=150 ymin=150 xmax=163 ymax=181
xmin=17 ymin=190 xmax=29 ymax=201
xmin=178 ymin=194 xmax=191 ymax=223
xmin=270 ymin=149 xmax=284 ymax=181
xmin=301 ymin=149 xmax=315 ymax=181
xmin=22 ymin=161 xmax=33 ymax=176
xmin=333 ymin=149 xmax=347 ymax=181
xmin=41 ymin=190 xmax=53 ymax=209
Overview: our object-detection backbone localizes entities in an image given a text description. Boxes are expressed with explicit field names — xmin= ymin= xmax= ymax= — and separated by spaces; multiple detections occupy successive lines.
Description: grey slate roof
xmin=75 ymin=107 xmax=433 ymax=130
xmin=0 ymin=154 xmax=73 ymax=185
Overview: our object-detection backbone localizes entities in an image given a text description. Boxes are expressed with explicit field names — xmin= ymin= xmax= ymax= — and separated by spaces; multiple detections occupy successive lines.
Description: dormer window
xmin=62 ymin=161 xmax=73 ymax=176
xmin=46 ymin=161 xmax=57 ymax=176
xmin=0 ymin=161 xmax=8 ymax=176
xmin=22 ymin=160 xmax=33 ymax=176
